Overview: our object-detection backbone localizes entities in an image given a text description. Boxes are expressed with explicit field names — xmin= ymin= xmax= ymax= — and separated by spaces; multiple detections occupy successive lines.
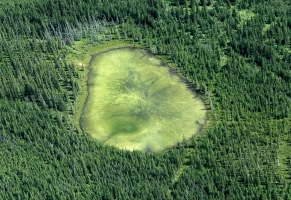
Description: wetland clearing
xmin=80 ymin=47 xmax=207 ymax=151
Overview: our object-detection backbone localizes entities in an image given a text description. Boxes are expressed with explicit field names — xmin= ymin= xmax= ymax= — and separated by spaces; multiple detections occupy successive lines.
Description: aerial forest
xmin=1 ymin=0 xmax=291 ymax=199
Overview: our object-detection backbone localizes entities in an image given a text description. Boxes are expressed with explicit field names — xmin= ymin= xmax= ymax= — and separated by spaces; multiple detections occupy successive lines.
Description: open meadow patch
xmin=80 ymin=47 xmax=207 ymax=151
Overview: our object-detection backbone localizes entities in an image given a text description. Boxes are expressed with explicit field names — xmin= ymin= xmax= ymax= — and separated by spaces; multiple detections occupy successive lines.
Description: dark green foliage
xmin=1 ymin=0 xmax=291 ymax=199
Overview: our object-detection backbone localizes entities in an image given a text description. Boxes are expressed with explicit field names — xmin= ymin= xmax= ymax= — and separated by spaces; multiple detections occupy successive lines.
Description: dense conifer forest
xmin=1 ymin=0 xmax=291 ymax=199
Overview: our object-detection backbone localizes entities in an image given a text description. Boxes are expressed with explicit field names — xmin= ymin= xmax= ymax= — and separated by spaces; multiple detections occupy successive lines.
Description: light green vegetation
xmin=66 ymin=40 xmax=136 ymax=69
xmin=262 ymin=24 xmax=271 ymax=34
xmin=80 ymin=48 xmax=207 ymax=151
xmin=238 ymin=9 xmax=255 ymax=27
xmin=278 ymin=139 xmax=291 ymax=181
xmin=66 ymin=40 xmax=138 ymax=132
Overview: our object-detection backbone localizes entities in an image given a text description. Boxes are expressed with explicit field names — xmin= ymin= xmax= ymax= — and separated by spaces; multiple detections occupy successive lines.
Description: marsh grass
xmin=66 ymin=40 xmax=137 ymax=133
xmin=81 ymin=47 xmax=207 ymax=151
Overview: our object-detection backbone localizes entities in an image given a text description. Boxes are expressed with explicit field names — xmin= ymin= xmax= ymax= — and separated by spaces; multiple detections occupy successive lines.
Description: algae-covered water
xmin=80 ymin=48 xmax=207 ymax=151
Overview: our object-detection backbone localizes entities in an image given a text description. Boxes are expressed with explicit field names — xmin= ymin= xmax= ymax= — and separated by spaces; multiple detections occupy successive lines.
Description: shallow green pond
xmin=80 ymin=47 xmax=207 ymax=151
